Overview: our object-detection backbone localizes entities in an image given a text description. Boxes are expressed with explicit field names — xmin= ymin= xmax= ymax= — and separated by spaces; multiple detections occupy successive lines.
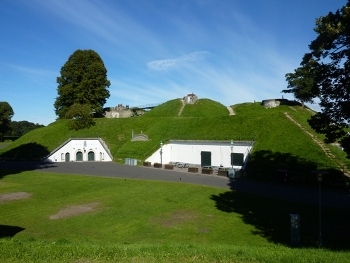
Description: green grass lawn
xmin=1 ymin=170 xmax=350 ymax=262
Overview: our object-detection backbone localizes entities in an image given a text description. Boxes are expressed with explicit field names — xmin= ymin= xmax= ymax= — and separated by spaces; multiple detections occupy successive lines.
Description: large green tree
xmin=284 ymin=1 xmax=350 ymax=157
xmin=0 ymin=102 xmax=14 ymax=139
xmin=283 ymin=59 xmax=319 ymax=107
xmin=65 ymin=103 xmax=95 ymax=131
xmin=54 ymin=49 xmax=111 ymax=119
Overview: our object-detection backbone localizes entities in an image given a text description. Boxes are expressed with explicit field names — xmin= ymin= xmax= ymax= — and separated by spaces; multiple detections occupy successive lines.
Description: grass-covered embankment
xmin=1 ymin=239 xmax=349 ymax=263
xmin=1 ymin=99 xmax=349 ymax=180
xmin=1 ymin=170 xmax=350 ymax=262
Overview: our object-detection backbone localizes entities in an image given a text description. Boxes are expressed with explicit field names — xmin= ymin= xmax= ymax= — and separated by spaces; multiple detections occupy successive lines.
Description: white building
xmin=44 ymin=138 xmax=113 ymax=162
xmin=146 ymin=140 xmax=254 ymax=169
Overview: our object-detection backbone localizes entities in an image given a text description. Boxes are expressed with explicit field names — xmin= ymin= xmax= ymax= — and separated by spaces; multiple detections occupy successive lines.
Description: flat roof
xmin=168 ymin=140 xmax=254 ymax=146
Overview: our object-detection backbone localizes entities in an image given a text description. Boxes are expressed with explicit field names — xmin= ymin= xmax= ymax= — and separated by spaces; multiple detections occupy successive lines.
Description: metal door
xmin=201 ymin=151 xmax=211 ymax=167
xmin=231 ymin=153 xmax=244 ymax=166
xmin=76 ymin=151 xmax=83 ymax=161
xmin=88 ymin=151 xmax=95 ymax=161
xmin=65 ymin=152 xmax=70 ymax=162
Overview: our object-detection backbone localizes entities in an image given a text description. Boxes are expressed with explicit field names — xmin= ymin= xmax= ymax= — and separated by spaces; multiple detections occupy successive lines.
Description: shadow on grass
xmin=0 ymin=162 xmax=56 ymax=180
xmin=0 ymin=225 xmax=25 ymax=238
xmin=211 ymin=190 xmax=350 ymax=250
xmin=246 ymin=150 xmax=318 ymax=179
xmin=246 ymin=150 xmax=348 ymax=188
xmin=211 ymin=150 xmax=350 ymax=250
xmin=0 ymin=142 xmax=50 ymax=161
xmin=0 ymin=142 xmax=56 ymax=180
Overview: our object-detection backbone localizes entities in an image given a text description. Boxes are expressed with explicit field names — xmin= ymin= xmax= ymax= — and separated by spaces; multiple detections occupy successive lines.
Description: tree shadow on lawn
xmin=211 ymin=150 xmax=350 ymax=250
xmin=211 ymin=190 xmax=350 ymax=250
xmin=0 ymin=142 xmax=50 ymax=161
xmin=246 ymin=150 xmax=349 ymax=188
xmin=0 ymin=142 xmax=56 ymax=180
xmin=0 ymin=225 xmax=25 ymax=238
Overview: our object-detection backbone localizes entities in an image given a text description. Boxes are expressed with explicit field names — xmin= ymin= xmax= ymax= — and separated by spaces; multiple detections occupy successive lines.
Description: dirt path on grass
xmin=284 ymin=112 xmax=350 ymax=177
xmin=49 ymin=202 xmax=99 ymax=220
xmin=227 ymin=106 xmax=235 ymax=115
xmin=0 ymin=192 xmax=31 ymax=204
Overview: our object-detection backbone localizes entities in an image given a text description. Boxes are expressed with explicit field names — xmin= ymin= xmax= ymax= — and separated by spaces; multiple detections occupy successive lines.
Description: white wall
xmin=146 ymin=141 xmax=253 ymax=169
xmin=45 ymin=139 xmax=113 ymax=162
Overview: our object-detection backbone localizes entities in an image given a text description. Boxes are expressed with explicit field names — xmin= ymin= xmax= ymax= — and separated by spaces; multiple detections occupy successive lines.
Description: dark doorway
xmin=65 ymin=152 xmax=70 ymax=162
xmin=88 ymin=151 xmax=95 ymax=161
xmin=76 ymin=151 xmax=83 ymax=161
xmin=201 ymin=151 xmax=211 ymax=167
xmin=231 ymin=153 xmax=244 ymax=166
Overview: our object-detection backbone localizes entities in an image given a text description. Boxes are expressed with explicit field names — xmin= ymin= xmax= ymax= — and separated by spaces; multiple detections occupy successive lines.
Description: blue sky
xmin=1 ymin=0 xmax=347 ymax=125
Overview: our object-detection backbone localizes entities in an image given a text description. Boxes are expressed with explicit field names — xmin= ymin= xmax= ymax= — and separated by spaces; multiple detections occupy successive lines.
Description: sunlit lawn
xmin=1 ymin=170 xmax=350 ymax=262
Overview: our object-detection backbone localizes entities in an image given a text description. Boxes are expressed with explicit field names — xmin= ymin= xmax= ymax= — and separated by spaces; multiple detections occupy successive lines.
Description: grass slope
xmin=1 ymin=100 xmax=350 ymax=179
xmin=143 ymin=98 xmax=183 ymax=117
xmin=1 ymin=171 xmax=350 ymax=262
xmin=181 ymin=98 xmax=229 ymax=117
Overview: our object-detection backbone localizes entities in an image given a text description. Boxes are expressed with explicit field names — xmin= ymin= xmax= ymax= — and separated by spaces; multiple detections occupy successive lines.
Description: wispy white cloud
xmin=147 ymin=51 xmax=210 ymax=71
xmin=34 ymin=0 xmax=166 ymax=56
xmin=5 ymin=63 xmax=56 ymax=77
xmin=3 ymin=63 xmax=57 ymax=91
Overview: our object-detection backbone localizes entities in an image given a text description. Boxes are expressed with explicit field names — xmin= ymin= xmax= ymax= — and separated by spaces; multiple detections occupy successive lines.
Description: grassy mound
xmin=1 ymin=99 xmax=350 ymax=261
xmin=143 ymin=98 xmax=183 ymax=117
xmin=1 ymin=100 xmax=349 ymax=182
xmin=181 ymin=98 xmax=229 ymax=117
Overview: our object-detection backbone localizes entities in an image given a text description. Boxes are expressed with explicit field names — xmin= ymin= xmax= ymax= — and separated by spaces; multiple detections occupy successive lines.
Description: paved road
xmin=1 ymin=161 xmax=349 ymax=208
xmin=0 ymin=161 xmax=232 ymax=188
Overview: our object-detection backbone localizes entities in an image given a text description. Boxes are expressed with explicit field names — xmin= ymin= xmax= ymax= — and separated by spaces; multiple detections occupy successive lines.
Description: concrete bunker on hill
xmin=44 ymin=138 xmax=113 ymax=162
xmin=146 ymin=140 xmax=254 ymax=170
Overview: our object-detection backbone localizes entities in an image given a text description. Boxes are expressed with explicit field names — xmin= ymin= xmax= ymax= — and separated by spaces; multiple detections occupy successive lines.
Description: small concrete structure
xmin=104 ymin=104 xmax=134 ymax=118
xmin=262 ymin=99 xmax=298 ymax=108
xmin=145 ymin=140 xmax=254 ymax=169
xmin=44 ymin=138 xmax=113 ymax=162
xmin=131 ymin=134 xmax=150 ymax=141
xmin=104 ymin=103 xmax=158 ymax=118
xmin=262 ymin=99 xmax=281 ymax=108
xmin=184 ymin=93 xmax=198 ymax=104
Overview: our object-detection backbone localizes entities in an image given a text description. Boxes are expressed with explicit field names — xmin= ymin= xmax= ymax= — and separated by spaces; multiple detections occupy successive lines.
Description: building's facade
xmin=44 ymin=138 xmax=113 ymax=162
xmin=146 ymin=140 xmax=254 ymax=169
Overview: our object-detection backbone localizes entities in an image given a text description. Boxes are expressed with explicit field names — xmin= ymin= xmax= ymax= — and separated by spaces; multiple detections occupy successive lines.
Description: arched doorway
xmin=65 ymin=152 xmax=70 ymax=162
xmin=88 ymin=151 xmax=95 ymax=161
xmin=76 ymin=151 xmax=83 ymax=161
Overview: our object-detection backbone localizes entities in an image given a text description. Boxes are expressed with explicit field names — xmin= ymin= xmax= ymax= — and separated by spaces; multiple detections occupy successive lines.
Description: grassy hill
xmin=181 ymin=98 xmax=229 ymax=117
xmin=142 ymin=98 xmax=183 ymax=117
xmin=1 ymin=98 xmax=349 ymax=183
xmin=2 ymin=99 xmax=350 ymax=262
